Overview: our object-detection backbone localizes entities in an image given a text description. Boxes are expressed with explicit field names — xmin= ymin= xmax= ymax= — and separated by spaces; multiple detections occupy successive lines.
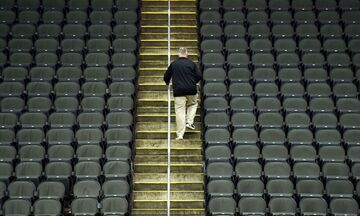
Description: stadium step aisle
xmin=131 ymin=0 xmax=205 ymax=215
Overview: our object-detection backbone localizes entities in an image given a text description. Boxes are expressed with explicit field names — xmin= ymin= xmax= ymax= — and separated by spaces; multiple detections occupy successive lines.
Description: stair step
xmin=131 ymin=209 xmax=205 ymax=216
xmin=135 ymin=155 xmax=203 ymax=163
xmin=139 ymin=52 xmax=198 ymax=61
xmin=141 ymin=19 xmax=197 ymax=26
xmin=136 ymin=122 xmax=201 ymax=131
xmin=137 ymin=113 xmax=200 ymax=122
xmin=142 ymin=14 xmax=197 ymax=20
xmin=134 ymin=173 xmax=203 ymax=190
xmin=139 ymin=47 xmax=198 ymax=53
xmin=140 ymin=40 xmax=198 ymax=47
xmin=141 ymin=26 xmax=197 ymax=34
xmin=141 ymin=8 xmax=197 ymax=14
xmin=135 ymin=163 xmax=203 ymax=173
xmin=140 ymin=33 xmax=198 ymax=40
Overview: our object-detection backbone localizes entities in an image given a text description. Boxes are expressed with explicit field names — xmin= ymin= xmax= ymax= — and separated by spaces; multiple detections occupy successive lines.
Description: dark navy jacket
xmin=163 ymin=57 xmax=202 ymax=97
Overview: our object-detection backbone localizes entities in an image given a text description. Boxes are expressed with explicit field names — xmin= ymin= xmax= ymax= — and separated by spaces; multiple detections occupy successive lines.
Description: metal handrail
xmin=166 ymin=0 xmax=171 ymax=215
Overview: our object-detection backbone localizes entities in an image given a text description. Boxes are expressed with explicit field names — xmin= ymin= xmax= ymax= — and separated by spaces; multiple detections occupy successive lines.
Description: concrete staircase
xmin=131 ymin=0 xmax=204 ymax=215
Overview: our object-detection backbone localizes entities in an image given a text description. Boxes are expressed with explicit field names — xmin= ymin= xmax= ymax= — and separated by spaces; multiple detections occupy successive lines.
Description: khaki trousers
xmin=174 ymin=94 xmax=198 ymax=138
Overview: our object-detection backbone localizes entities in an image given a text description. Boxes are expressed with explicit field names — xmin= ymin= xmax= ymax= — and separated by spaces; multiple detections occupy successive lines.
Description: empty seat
xmin=106 ymin=112 xmax=133 ymax=128
xmin=285 ymin=113 xmax=310 ymax=128
xmin=54 ymin=97 xmax=79 ymax=112
xmin=232 ymin=128 xmax=258 ymax=145
xmin=281 ymin=83 xmax=305 ymax=97
xmin=0 ymin=113 xmax=17 ymax=129
xmin=330 ymin=198 xmax=359 ymax=215
xmin=323 ymin=162 xmax=349 ymax=180
xmin=112 ymin=53 xmax=136 ymax=67
xmin=88 ymin=24 xmax=112 ymax=38
xmin=316 ymin=129 xmax=341 ymax=146
xmin=269 ymin=197 xmax=297 ymax=215
xmin=17 ymin=128 xmax=44 ymax=145
xmin=299 ymin=39 xmax=322 ymax=53
xmin=105 ymin=145 xmax=131 ymax=161
xmin=54 ymin=82 xmax=80 ymax=97
xmin=27 ymin=97 xmax=52 ymax=113
xmin=60 ymin=53 xmax=83 ymax=67
xmin=229 ymin=82 xmax=252 ymax=97
xmin=110 ymin=67 xmax=136 ymax=81
xmin=26 ymin=82 xmax=52 ymax=97
xmin=57 ymin=67 xmax=82 ymax=82
xmin=254 ymin=83 xmax=278 ymax=97
xmin=230 ymin=97 xmax=253 ymax=112
xmin=206 ymin=145 xmax=231 ymax=162
xmin=267 ymin=179 xmax=293 ymax=197
xmin=74 ymin=161 xmax=101 ymax=179
xmin=340 ymin=113 xmax=360 ymax=129
xmin=207 ymin=179 xmax=234 ymax=197
xmin=81 ymin=97 xmax=105 ymax=112
xmin=330 ymin=68 xmax=354 ymax=83
xmin=203 ymin=68 xmax=226 ymax=82
xmin=208 ymin=197 xmax=236 ymax=215
xmin=61 ymin=39 xmax=85 ymax=53
xmin=76 ymin=145 xmax=103 ymax=161
xmin=102 ymin=179 xmax=130 ymax=197
xmin=100 ymin=197 xmax=128 ymax=215
xmin=259 ymin=129 xmax=285 ymax=145
xmin=107 ymin=97 xmax=133 ymax=112
xmin=312 ymin=113 xmax=338 ymax=129
xmin=258 ymin=113 xmax=283 ymax=128
xmin=309 ymin=98 xmax=335 ymax=113
xmin=42 ymin=11 xmax=64 ymax=24
xmin=73 ymin=180 xmax=101 ymax=198
xmin=0 ymin=82 xmax=24 ymax=97
xmin=319 ymin=145 xmax=345 ymax=162
xmin=29 ymin=67 xmax=55 ymax=82
xmin=199 ymin=0 xmax=221 ymax=11
xmin=294 ymin=162 xmax=320 ymax=179
xmin=45 ymin=161 xmax=72 ymax=180
xmin=47 ymin=128 xmax=74 ymax=145
xmin=35 ymin=39 xmax=59 ymax=54
xmin=19 ymin=145 xmax=45 ymax=162
xmin=71 ymin=198 xmax=99 ymax=215
xmin=199 ymin=11 xmax=221 ymax=24
xmin=326 ymin=180 xmax=354 ymax=198
xmin=222 ymin=0 xmax=243 ymax=11
xmin=47 ymin=145 xmax=74 ymax=162
xmin=0 ymin=145 xmax=16 ymax=162
xmin=33 ymin=199 xmax=62 ymax=216
xmin=336 ymin=98 xmax=360 ymax=113
xmin=235 ymin=161 xmax=262 ymax=179
xmin=344 ymin=130 xmax=360 ymax=146
xmin=15 ymin=162 xmax=42 ymax=182
xmin=304 ymin=68 xmax=328 ymax=83
xmin=206 ymin=162 xmax=233 ymax=179
xmin=0 ymin=129 xmax=15 ymax=145
xmin=3 ymin=199 xmax=31 ymax=216
xmin=113 ymin=38 xmax=137 ymax=53
xmin=114 ymin=11 xmax=137 ymax=24
xmin=82 ymin=82 xmax=107 ymax=97
xmin=264 ymin=162 xmax=290 ymax=179
xmin=238 ymin=197 xmax=266 ymax=215
xmin=205 ymin=112 xmax=229 ymax=128
xmin=299 ymin=198 xmax=328 ymax=215
xmin=2 ymin=67 xmax=28 ymax=82
xmin=231 ymin=112 xmax=256 ymax=128
xmin=287 ymin=128 xmax=313 ymax=145
xmin=113 ymin=24 xmax=138 ymax=38
xmin=294 ymin=11 xmax=316 ymax=24
xmin=290 ymin=145 xmax=317 ymax=162
xmin=237 ymin=179 xmax=264 ymax=197
xmin=66 ymin=11 xmax=87 ymax=24
xmin=37 ymin=181 xmax=65 ymax=199
xmin=296 ymin=179 xmax=323 ymax=198
xmin=202 ymin=53 xmax=224 ymax=67
xmin=115 ymin=0 xmax=138 ymax=10
xmin=76 ymin=128 xmax=103 ymax=145
xmin=283 ymin=98 xmax=307 ymax=113
xmin=262 ymin=145 xmax=288 ymax=162
xmin=105 ymin=128 xmax=133 ymax=145
xmin=37 ymin=24 xmax=61 ymax=38
xmin=103 ymin=161 xmax=130 ymax=179
xmin=8 ymin=180 xmax=35 ymax=199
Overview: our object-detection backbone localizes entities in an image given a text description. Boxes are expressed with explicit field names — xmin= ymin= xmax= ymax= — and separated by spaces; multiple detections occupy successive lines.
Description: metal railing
xmin=166 ymin=0 xmax=171 ymax=215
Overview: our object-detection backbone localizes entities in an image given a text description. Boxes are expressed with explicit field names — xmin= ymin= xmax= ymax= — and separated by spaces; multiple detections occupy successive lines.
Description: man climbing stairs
xmin=131 ymin=0 xmax=205 ymax=215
